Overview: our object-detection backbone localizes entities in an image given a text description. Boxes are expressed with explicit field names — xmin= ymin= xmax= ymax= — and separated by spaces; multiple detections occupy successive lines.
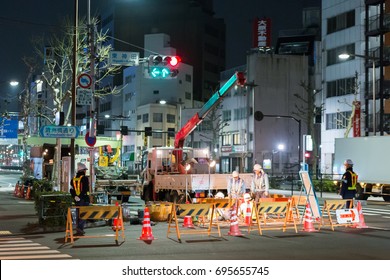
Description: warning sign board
xmin=336 ymin=209 xmax=359 ymax=224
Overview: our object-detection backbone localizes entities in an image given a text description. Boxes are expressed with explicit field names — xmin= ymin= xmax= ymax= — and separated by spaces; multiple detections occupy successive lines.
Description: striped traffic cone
xmin=228 ymin=203 xmax=243 ymax=236
xmin=352 ymin=201 xmax=368 ymax=228
xmin=112 ymin=202 xmax=123 ymax=231
xmin=138 ymin=207 xmax=155 ymax=244
xmin=302 ymin=203 xmax=317 ymax=232
xmin=244 ymin=202 xmax=252 ymax=226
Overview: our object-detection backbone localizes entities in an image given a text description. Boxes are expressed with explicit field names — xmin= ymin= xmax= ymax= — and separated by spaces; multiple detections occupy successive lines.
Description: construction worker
xmin=70 ymin=163 xmax=90 ymax=235
xmin=238 ymin=193 xmax=252 ymax=218
xmin=340 ymin=159 xmax=357 ymax=208
xmin=227 ymin=171 xmax=247 ymax=199
xmin=251 ymin=164 xmax=270 ymax=202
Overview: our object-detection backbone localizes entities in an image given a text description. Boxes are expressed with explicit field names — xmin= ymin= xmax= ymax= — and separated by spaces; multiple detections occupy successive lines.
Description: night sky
xmin=0 ymin=0 xmax=320 ymax=112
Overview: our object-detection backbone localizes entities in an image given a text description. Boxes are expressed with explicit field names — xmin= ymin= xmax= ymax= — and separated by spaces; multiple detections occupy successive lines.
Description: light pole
xmin=208 ymin=159 xmax=216 ymax=197
xmin=185 ymin=163 xmax=191 ymax=203
xmin=339 ymin=53 xmax=377 ymax=135
xmin=271 ymin=144 xmax=284 ymax=176
xmin=255 ymin=112 xmax=302 ymax=170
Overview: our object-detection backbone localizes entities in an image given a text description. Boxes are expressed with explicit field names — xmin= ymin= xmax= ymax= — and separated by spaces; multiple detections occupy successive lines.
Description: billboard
xmin=252 ymin=17 xmax=272 ymax=49
xmin=0 ymin=115 xmax=18 ymax=145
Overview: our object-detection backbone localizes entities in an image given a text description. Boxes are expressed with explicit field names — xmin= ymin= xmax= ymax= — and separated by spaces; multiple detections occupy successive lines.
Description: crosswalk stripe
xmin=0 ymin=246 xmax=50 ymax=251
xmin=1 ymin=254 xmax=72 ymax=260
xmin=0 ymin=237 xmax=74 ymax=260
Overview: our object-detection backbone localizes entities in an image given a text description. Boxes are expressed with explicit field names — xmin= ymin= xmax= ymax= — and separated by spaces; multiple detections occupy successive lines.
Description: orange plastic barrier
xmin=248 ymin=201 xmax=297 ymax=235
xmin=64 ymin=205 xmax=125 ymax=245
xmin=167 ymin=203 xmax=221 ymax=242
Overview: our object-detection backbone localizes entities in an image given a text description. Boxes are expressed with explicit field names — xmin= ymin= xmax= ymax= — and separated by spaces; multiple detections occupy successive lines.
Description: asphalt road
xmin=1 ymin=171 xmax=390 ymax=260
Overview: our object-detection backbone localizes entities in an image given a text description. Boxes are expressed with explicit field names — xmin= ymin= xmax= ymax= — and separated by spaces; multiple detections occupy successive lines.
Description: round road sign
xmin=78 ymin=73 xmax=92 ymax=89
xmin=85 ymin=132 xmax=97 ymax=147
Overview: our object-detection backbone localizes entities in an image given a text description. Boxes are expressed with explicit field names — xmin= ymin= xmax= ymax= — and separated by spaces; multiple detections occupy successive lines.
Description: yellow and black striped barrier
xmin=249 ymin=201 xmax=297 ymax=235
xmin=167 ymin=203 xmax=221 ymax=242
xmin=318 ymin=199 xmax=353 ymax=231
xmin=64 ymin=205 xmax=125 ymax=245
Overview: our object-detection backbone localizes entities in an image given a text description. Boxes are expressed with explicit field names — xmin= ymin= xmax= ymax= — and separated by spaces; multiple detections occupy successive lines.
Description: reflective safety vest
xmin=73 ymin=176 xmax=84 ymax=196
xmin=347 ymin=171 xmax=358 ymax=191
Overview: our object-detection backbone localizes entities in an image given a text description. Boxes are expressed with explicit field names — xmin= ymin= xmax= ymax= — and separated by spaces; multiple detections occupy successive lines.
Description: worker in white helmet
xmin=251 ymin=164 xmax=270 ymax=202
xmin=238 ymin=193 xmax=253 ymax=218
xmin=227 ymin=170 xmax=247 ymax=199
xmin=340 ymin=159 xmax=357 ymax=208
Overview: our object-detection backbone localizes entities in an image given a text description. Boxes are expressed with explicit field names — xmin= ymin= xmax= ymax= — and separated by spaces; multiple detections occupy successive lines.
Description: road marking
xmin=0 ymin=237 xmax=73 ymax=260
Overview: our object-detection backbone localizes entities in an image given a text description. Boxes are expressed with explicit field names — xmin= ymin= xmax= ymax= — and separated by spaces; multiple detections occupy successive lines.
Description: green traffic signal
xmin=150 ymin=66 xmax=171 ymax=78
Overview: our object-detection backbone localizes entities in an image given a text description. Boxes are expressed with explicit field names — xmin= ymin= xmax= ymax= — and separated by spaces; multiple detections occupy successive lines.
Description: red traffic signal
xmin=163 ymin=55 xmax=181 ymax=67
xmin=304 ymin=152 xmax=311 ymax=158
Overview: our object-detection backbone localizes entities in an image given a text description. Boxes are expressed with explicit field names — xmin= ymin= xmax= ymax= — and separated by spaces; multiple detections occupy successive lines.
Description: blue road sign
xmin=39 ymin=125 xmax=80 ymax=138
xmin=0 ymin=116 xmax=18 ymax=144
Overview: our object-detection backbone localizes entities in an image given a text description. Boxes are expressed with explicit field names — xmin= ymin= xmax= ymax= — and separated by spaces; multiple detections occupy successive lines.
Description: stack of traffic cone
xmin=302 ymin=203 xmax=317 ymax=232
xmin=138 ymin=207 xmax=155 ymax=244
xmin=228 ymin=203 xmax=243 ymax=236
xmin=112 ymin=202 xmax=123 ymax=231
xmin=352 ymin=201 xmax=368 ymax=228
xmin=182 ymin=215 xmax=195 ymax=228
xmin=244 ymin=202 xmax=252 ymax=226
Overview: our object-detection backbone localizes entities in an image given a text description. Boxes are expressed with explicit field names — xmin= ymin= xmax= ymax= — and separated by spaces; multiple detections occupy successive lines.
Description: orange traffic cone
xmin=25 ymin=185 xmax=31 ymax=200
xmin=14 ymin=182 xmax=20 ymax=197
xmin=302 ymin=203 xmax=317 ymax=232
xmin=112 ymin=202 xmax=123 ymax=231
xmin=228 ymin=203 xmax=243 ymax=236
xmin=352 ymin=201 xmax=368 ymax=228
xmin=18 ymin=185 xmax=24 ymax=198
xmin=138 ymin=207 xmax=155 ymax=244
xmin=183 ymin=215 xmax=195 ymax=228
xmin=244 ymin=202 xmax=252 ymax=226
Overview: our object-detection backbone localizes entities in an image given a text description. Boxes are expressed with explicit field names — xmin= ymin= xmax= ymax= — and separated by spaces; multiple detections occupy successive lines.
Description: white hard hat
xmin=253 ymin=164 xmax=262 ymax=171
xmin=344 ymin=159 xmax=354 ymax=165
xmin=215 ymin=192 xmax=224 ymax=199
xmin=77 ymin=162 xmax=88 ymax=172
xmin=243 ymin=193 xmax=251 ymax=200
xmin=232 ymin=171 xmax=239 ymax=178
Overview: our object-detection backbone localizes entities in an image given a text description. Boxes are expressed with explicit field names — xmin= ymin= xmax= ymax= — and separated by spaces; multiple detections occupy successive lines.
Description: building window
xmin=152 ymin=132 xmax=162 ymax=139
xmin=327 ymin=44 xmax=355 ymax=66
xmin=142 ymin=113 xmax=149 ymax=123
xmin=167 ymin=114 xmax=175 ymax=124
xmin=153 ymin=113 xmax=163 ymax=123
xmin=233 ymin=108 xmax=246 ymax=120
xmin=222 ymin=110 xmax=231 ymax=122
xmin=326 ymin=111 xmax=352 ymax=130
xmin=137 ymin=115 xmax=141 ymax=121
xmin=153 ymin=90 xmax=159 ymax=95
xmin=327 ymin=10 xmax=355 ymax=34
xmin=232 ymin=133 xmax=241 ymax=145
xmin=185 ymin=92 xmax=191 ymax=100
xmin=222 ymin=134 xmax=231 ymax=146
xmin=185 ymin=74 xmax=192 ymax=83
xmin=326 ymin=77 xmax=355 ymax=97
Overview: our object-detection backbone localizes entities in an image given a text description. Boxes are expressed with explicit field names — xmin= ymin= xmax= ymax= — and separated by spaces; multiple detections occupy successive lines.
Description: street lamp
xmin=185 ymin=163 xmax=191 ymax=203
xmin=338 ymin=53 xmax=377 ymax=135
xmin=208 ymin=159 xmax=216 ymax=197
xmin=271 ymin=144 xmax=285 ymax=176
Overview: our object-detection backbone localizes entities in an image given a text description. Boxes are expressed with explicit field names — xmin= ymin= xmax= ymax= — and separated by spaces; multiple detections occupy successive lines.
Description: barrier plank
xmin=249 ymin=201 xmax=297 ymax=235
xmin=64 ymin=205 xmax=125 ymax=245
xmin=318 ymin=199 xmax=354 ymax=231
xmin=167 ymin=203 xmax=221 ymax=242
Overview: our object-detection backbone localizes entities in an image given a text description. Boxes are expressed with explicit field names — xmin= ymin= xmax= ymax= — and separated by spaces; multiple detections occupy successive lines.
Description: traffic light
xmin=120 ymin=126 xmax=128 ymax=135
xmin=145 ymin=127 xmax=152 ymax=137
xmin=304 ymin=152 xmax=311 ymax=158
xmin=147 ymin=55 xmax=181 ymax=79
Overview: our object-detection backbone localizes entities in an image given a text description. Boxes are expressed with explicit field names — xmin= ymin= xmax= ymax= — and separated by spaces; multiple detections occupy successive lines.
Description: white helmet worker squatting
xmin=243 ymin=193 xmax=251 ymax=201
xmin=232 ymin=171 xmax=239 ymax=178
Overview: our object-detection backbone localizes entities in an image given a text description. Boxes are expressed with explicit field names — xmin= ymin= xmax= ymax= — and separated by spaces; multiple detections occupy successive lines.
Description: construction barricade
xmin=197 ymin=198 xmax=234 ymax=225
xmin=318 ymin=199 xmax=355 ymax=231
xmin=64 ymin=204 xmax=125 ymax=245
xmin=167 ymin=203 xmax=221 ymax=242
xmin=248 ymin=201 xmax=297 ymax=235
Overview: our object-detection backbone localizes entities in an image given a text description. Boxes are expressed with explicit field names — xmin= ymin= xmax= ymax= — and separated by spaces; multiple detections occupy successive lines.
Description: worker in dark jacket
xmin=70 ymin=163 xmax=90 ymax=235
xmin=340 ymin=159 xmax=357 ymax=208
